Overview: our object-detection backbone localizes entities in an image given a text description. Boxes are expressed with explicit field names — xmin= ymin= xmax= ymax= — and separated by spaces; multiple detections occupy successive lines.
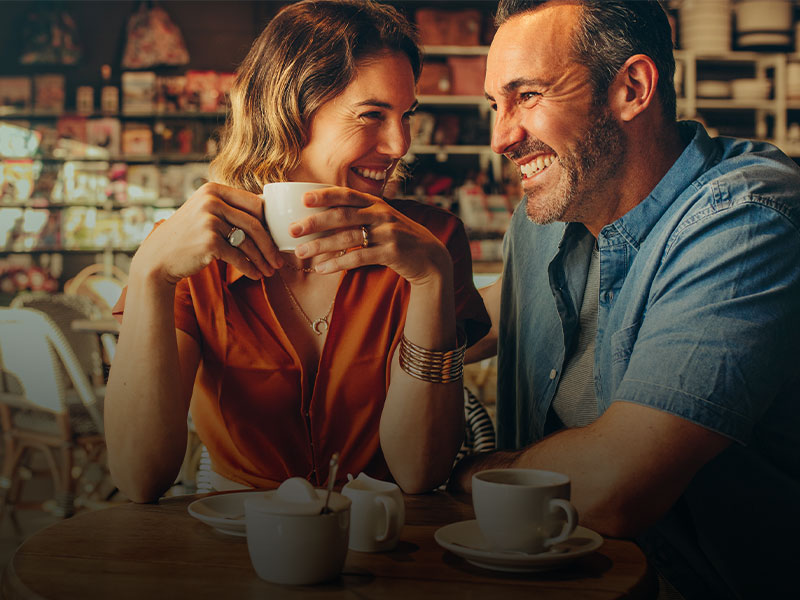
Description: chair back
xmin=63 ymin=264 xmax=127 ymax=316
xmin=0 ymin=307 xmax=103 ymax=433
xmin=10 ymin=292 xmax=104 ymax=383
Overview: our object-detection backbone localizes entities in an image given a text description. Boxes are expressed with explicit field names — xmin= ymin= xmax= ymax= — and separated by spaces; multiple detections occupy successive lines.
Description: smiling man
xmin=453 ymin=1 xmax=800 ymax=598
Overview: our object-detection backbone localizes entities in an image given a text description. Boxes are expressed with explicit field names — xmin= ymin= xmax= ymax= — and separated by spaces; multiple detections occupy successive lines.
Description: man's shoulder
xmin=700 ymin=137 xmax=800 ymax=202
xmin=674 ymin=136 xmax=800 ymax=232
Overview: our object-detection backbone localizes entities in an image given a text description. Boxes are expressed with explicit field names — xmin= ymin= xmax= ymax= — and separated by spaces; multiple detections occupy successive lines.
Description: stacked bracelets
xmin=398 ymin=333 xmax=467 ymax=384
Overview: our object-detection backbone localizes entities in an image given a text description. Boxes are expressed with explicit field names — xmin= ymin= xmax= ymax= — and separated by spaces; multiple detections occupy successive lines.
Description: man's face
xmin=485 ymin=4 xmax=626 ymax=226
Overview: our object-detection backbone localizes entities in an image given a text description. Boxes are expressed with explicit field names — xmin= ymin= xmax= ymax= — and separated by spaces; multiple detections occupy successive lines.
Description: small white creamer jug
xmin=341 ymin=472 xmax=405 ymax=552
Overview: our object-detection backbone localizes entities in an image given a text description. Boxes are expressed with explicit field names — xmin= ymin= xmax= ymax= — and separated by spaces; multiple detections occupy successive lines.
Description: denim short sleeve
xmin=612 ymin=198 xmax=800 ymax=443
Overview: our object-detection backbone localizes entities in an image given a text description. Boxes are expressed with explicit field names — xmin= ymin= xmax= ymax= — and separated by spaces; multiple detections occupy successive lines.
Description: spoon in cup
xmin=321 ymin=452 xmax=340 ymax=514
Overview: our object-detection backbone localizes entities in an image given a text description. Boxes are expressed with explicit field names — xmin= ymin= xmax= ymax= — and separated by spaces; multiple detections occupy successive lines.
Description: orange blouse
xmin=114 ymin=199 xmax=490 ymax=488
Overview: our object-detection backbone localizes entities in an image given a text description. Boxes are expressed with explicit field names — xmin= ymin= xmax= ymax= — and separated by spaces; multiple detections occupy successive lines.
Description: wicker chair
xmin=63 ymin=263 xmax=127 ymax=317
xmin=0 ymin=306 xmax=106 ymax=523
xmin=10 ymin=292 xmax=107 ymax=386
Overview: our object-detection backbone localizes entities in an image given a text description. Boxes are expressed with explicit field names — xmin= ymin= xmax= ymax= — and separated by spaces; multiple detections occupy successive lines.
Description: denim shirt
xmin=496 ymin=121 xmax=800 ymax=598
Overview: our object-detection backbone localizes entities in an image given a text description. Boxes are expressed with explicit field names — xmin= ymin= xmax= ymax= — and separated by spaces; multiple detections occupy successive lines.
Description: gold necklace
xmin=277 ymin=272 xmax=335 ymax=335
xmin=284 ymin=263 xmax=316 ymax=274
xmin=282 ymin=250 xmax=347 ymax=274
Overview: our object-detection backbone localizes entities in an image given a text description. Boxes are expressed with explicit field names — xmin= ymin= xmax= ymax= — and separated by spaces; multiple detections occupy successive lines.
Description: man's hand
xmin=448 ymin=450 xmax=516 ymax=493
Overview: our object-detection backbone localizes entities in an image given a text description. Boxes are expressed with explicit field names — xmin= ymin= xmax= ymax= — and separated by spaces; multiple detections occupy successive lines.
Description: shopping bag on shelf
xmin=122 ymin=1 xmax=190 ymax=69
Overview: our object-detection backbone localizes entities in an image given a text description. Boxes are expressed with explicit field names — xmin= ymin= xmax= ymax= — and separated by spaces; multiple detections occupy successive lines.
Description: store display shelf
xmin=418 ymin=95 xmax=488 ymax=106
xmin=0 ymin=247 xmax=138 ymax=254
xmin=424 ymin=45 xmax=489 ymax=56
xmin=0 ymin=202 xmax=181 ymax=210
xmin=675 ymin=50 xmax=783 ymax=64
xmin=409 ymin=144 xmax=493 ymax=155
xmin=0 ymin=153 xmax=210 ymax=164
xmin=695 ymin=99 xmax=779 ymax=110
xmin=0 ymin=109 xmax=227 ymax=119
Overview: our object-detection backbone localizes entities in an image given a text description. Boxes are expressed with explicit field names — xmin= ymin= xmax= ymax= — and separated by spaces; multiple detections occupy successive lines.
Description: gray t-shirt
xmin=551 ymin=247 xmax=599 ymax=428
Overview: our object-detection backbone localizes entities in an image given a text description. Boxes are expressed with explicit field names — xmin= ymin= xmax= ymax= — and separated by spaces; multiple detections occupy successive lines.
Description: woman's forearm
xmin=104 ymin=263 xmax=196 ymax=503
xmin=381 ymin=259 xmax=464 ymax=494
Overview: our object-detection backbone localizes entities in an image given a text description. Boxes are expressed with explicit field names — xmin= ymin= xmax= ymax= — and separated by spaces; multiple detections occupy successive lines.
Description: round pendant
xmin=312 ymin=318 xmax=329 ymax=335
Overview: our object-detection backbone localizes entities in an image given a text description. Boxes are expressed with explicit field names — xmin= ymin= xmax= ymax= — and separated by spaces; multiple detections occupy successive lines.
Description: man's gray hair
xmin=496 ymin=0 xmax=676 ymax=120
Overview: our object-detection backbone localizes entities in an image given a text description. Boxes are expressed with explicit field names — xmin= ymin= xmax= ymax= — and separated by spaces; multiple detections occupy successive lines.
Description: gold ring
xmin=360 ymin=225 xmax=369 ymax=248
xmin=227 ymin=227 xmax=246 ymax=248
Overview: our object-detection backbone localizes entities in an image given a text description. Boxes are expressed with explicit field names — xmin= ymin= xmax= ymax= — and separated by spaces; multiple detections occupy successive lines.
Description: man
xmin=453 ymin=1 xmax=800 ymax=598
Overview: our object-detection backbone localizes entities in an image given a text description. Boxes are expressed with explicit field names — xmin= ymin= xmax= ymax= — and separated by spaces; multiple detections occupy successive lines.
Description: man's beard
xmin=518 ymin=106 xmax=626 ymax=225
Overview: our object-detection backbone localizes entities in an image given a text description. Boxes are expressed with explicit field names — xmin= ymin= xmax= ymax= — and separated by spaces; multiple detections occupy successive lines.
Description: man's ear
xmin=608 ymin=54 xmax=659 ymax=122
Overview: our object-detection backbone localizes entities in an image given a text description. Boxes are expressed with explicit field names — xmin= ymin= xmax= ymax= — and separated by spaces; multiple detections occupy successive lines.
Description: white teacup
xmin=262 ymin=181 xmax=330 ymax=251
xmin=342 ymin=473 xmax=404 ymax=552
xmin=244 ymin=489 xmax=351 ymax=585
xmin=471 ymin=468 xmax=578 ymax=554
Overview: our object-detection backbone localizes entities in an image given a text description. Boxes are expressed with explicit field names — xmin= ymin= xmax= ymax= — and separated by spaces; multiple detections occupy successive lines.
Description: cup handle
xmin=374 ymin=496 xmax=399 ymax=542
xmin=544 ymin=498 xmax=578 ymax=548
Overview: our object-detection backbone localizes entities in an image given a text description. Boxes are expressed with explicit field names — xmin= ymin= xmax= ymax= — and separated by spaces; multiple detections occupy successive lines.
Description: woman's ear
xmin=608 ymin=54 xmax=659 ymax=122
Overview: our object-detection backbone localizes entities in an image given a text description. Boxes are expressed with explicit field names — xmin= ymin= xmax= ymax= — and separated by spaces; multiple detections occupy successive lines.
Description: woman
xmin=105 ymin=0 xmax=489 ymax=502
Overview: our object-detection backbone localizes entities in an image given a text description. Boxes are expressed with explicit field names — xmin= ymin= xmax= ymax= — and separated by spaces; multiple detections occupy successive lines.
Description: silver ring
xmin=227 ymin=227 xmax=246 ymax=248
xmin=360 ymin=225 xmax=369 ymax=248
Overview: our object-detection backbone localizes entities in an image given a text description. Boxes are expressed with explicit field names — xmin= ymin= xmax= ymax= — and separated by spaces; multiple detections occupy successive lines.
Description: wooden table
xmin=1 ymin=491 xmax=656 ymax=600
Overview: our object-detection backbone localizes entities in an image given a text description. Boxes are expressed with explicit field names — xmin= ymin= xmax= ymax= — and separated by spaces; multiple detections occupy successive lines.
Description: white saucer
xmin=434 ymin=520 xmax=603 ymax=573
xmin=188 ymin=490 xmax=269 ymax=537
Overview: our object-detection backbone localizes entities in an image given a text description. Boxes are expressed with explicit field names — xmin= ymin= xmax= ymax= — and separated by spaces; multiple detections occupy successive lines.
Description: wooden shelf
xmin=0 ymin=109 xmax=227 ymax=119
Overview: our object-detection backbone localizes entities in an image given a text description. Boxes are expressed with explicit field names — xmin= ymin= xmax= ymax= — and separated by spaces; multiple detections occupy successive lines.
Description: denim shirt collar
xmin=597 ymin=120 xmax=717 ymax=251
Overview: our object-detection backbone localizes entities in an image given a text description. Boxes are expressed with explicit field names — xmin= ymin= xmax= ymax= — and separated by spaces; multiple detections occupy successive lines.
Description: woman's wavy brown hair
xmin=210 ymin=0 xmax=422 ymax=193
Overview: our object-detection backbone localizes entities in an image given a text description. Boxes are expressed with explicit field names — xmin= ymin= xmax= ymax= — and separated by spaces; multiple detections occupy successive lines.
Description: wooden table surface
xmin=1 ymin=491 xmax=656 ymax=600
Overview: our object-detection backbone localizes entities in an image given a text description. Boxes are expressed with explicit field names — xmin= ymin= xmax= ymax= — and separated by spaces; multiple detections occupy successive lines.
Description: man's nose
xmin=491 ymin=107 xmax=526 ymax=155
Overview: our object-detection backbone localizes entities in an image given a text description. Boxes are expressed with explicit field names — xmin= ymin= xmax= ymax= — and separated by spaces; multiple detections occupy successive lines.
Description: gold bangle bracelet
xmin=398 ymin=333 xmax=466 ymax=384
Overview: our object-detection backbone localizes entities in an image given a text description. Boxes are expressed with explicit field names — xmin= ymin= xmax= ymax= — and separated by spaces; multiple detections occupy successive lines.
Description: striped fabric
xmin=454 ymin=386 xmax=496 ymax=464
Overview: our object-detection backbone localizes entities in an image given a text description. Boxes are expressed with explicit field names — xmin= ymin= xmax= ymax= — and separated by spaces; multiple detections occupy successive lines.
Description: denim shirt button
xmin=549 ymin=369 xmax=557 ymax=380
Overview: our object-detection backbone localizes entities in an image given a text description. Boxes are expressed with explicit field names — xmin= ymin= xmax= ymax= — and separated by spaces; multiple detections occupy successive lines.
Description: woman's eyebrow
xmin=355 ymin=99 xmax=419 ymax=112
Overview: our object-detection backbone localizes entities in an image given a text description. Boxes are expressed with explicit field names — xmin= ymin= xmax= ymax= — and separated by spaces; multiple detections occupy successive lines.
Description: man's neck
xmin=583 ymin=120 xmax=685 ymax=238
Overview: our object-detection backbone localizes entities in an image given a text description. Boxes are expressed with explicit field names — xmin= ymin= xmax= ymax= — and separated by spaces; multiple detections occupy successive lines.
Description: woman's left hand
xmin=288 ymin=187 xmax=452 ymax=286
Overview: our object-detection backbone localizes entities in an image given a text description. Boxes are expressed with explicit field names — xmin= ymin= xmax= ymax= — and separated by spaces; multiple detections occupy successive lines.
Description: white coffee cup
xmin=244 ymin=489 xmax=351 ymax=585
xmin=471 ymin=468 xmax=578 ymax=554
xmin=342 ymin=473 xmax=404 ymax=552
xmin=262 ymin=181 xmax=330 ymax=251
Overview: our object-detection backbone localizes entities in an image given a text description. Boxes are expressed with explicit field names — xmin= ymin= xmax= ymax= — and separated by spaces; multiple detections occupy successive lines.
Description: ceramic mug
xmin=471 ymin=468 xmax=578 ymax=554
xmin=342 ymin=473 xmax=405 ymax=552
xmin=262 ymin=181 xmax=330 ymax=251
xmin=244 ymin=490 xmax=351 ymax=585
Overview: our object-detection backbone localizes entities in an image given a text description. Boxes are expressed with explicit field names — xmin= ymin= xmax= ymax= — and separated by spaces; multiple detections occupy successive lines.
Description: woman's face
xmin=290 ymin=51 xmax=418 ymax=196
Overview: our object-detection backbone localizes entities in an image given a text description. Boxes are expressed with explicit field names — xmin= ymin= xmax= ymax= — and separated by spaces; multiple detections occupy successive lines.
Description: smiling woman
xmin=104 ymin=0 xmax=490 ymax=502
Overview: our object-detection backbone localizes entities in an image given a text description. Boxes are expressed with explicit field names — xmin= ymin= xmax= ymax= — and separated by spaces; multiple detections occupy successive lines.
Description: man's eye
xmin=360 ymin=111 xmax=384 ymax=120
xmin=521 ymin=92 xmax=541 ymax=102
xmin=489 ymin=102 xmax=498 ymax=112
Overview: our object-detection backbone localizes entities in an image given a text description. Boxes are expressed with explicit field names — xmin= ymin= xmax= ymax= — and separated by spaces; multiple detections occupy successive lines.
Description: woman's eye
xmin=402 ymin=111 xmax=416 ymax=121
xmin=360 ymin=111 xmax=384 ymax=120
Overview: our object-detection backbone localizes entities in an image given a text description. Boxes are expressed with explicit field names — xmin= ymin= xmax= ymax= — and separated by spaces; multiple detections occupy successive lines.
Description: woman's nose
xmin=378 ymin=120 xmax=411 ymax=158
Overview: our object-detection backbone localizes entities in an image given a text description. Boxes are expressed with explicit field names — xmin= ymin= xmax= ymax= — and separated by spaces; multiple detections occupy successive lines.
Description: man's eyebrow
xmin=486 ymin=77 xmax=548 ymax=101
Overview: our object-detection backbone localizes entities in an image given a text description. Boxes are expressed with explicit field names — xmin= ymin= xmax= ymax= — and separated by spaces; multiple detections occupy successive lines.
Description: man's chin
xmin=524 ymin=195 xmax=565 ymax=225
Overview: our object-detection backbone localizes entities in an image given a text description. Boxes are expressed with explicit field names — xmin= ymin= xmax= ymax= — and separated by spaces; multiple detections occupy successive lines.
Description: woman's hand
xmin=132 ymin=182 xmax=284 ymax=285
xmin=288 ymin=187 xmax=452 ymax=285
